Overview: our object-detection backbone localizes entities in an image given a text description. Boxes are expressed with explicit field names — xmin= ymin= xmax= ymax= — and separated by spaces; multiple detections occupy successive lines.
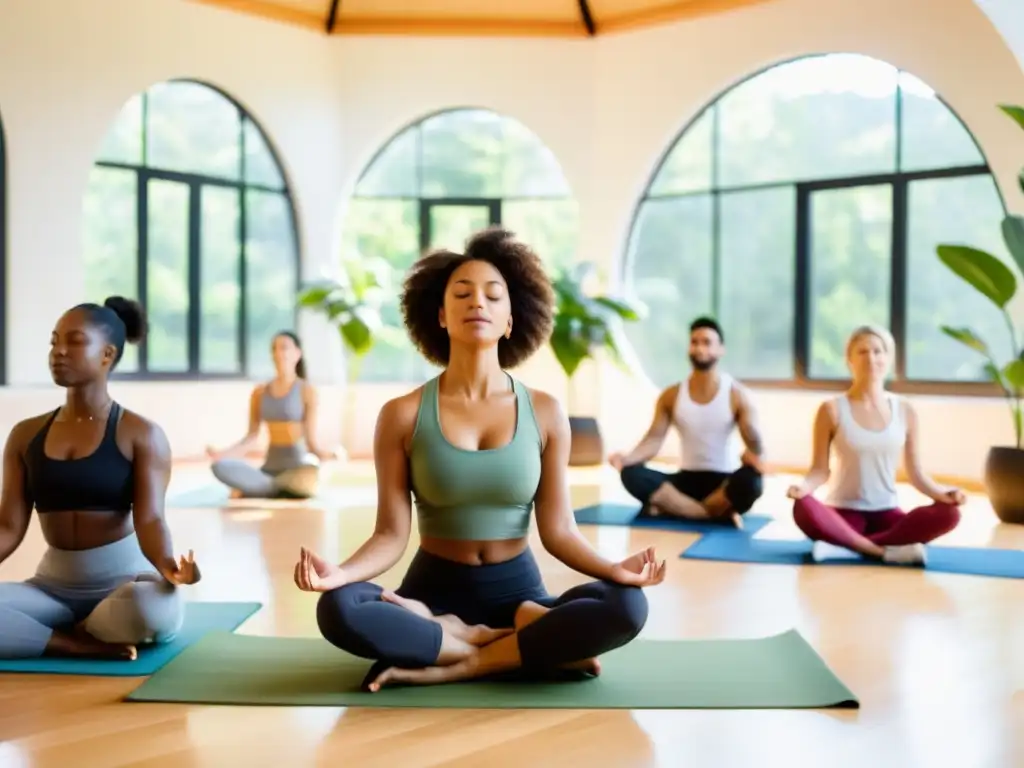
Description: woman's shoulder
xmin=378 ymin=384 xmax=429 ymax=432
xmin=520 ymin=384 xmax=566 ymax=431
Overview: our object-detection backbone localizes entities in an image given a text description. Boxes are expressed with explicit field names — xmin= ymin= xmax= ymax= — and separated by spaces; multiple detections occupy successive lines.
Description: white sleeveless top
xmin=672 ymin=373 xmax=740 ymax=473
xmin=825 ymin=395 xmax=904 ymax=511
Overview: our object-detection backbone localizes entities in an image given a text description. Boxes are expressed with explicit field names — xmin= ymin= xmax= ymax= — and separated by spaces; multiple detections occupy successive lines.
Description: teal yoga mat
xmin=575 ymin=502 xmax=773 ymax=535
xmin=125 ymin=628 xmax=858 ymax=710
xmin=0 ymin=601 xmax=261 ymax=676
xmin=683 ymin=531 xmax=1024 ymax=579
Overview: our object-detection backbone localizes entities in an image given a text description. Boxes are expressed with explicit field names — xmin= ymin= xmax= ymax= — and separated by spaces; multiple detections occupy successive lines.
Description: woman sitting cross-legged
xmin=787 ymin=325 xmax=963 ymax=567
xmin=293 ymin=227 xmax=663 ymax=691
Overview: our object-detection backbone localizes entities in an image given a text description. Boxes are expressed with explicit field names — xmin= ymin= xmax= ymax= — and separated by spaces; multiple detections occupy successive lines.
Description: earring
xmin=505 ymin=327 xmax=512 ymax=339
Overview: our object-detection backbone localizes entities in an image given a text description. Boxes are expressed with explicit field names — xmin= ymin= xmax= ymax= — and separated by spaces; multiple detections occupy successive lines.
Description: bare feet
xmin=46 ymin=626 xmax=138 ymax=661
xmin=229 ymin=489 xmax=244 ymax=499
xmin=514 ymin=601 xmax=601 ymax=676
xmin=381 ymin=591 xmax=512 ymax=646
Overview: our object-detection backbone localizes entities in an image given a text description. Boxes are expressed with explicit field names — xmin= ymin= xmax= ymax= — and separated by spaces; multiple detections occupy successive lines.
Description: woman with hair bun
xmin=0 ymin=296 xmax=196 ymax=660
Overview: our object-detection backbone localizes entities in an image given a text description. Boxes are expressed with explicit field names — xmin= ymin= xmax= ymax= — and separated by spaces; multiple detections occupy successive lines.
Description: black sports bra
xmin=25 ymin=402 xmax=134 ymax=514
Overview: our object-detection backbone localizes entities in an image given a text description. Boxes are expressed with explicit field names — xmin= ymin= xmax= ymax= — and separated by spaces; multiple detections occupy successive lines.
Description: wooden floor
xmin=3 ymin=463 xmax=1024 ymax=768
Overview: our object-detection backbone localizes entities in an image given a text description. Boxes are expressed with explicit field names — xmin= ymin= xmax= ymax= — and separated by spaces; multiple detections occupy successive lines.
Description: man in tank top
xmin=609 ymin=317 xmax=765 ymax=525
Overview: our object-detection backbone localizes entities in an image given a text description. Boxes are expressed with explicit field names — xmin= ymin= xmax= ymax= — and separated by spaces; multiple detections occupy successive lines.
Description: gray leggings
xmin=0 ymin=534 xmax=184 ymax=659
xmin=211 ymin=449 xmax=320 ymax=499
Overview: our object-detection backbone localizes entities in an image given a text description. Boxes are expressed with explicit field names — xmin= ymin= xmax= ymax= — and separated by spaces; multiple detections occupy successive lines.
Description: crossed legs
xmin=793 ymin=495 xmax=962 ymax=561
xmin=0 ymin=574 xmax=184 ymax=660
xmin=620 ymin=463 xmax=764 ymax=525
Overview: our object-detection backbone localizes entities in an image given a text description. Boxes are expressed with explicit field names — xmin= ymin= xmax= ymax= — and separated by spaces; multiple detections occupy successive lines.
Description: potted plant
xmin=549 ymin=262 xmax=645 ymax=466
xmin=297 ymin=254 xmax=402 ymax=456
xmin=936 ymin=103 xmax=1024 ymax=523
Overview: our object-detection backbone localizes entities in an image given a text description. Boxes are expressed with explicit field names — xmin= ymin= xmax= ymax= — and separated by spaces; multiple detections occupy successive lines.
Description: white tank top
xmin=825 ymin=395 xmax=904 ymax=511
xmin=672 ymin=373 xmax=740 ymax=473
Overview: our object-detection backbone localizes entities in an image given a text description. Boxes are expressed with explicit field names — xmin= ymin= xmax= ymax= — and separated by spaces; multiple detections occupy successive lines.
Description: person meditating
xmin=207 ymin=331 xmax=335 ymax=499
xmin=609 ymin=317 xmax=765 ymax=526
xmin=0 ymin=297 xmax=199 ymax=660
xmin=787 ymin=325 xmax=963 ymax=566
xmin=294 ymin=227 xmax=663 ymax=691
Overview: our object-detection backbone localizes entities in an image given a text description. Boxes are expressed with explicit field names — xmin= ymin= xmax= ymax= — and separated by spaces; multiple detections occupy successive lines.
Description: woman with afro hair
xmin=294 ymin=227 xmax=665 ymax=691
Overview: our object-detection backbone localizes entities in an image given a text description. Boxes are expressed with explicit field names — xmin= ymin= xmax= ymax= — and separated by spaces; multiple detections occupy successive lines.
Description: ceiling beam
xmin=576 ymin=0 xmax=596 ymax=35
xmin=326 ymin=0 xmax=341 ymax=34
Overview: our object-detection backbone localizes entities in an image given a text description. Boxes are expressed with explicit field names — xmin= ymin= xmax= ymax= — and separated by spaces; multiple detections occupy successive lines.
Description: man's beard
xmin=689 ymin=356 xmax=717 ymax=372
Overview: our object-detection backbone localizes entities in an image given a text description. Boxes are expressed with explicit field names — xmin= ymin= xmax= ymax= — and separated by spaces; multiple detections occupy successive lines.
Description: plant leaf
xmin=1002 ymin=214 xmax=1024 ymax=280
xmin=339 ymin=317 xmax=373 ymax=356
xmin=936 ymin=244 xmax=1017 ymax=308
xmin=594 ymin=295 xmax=645 ymax=321
xmin=550 ymin=316 xmax=592 ymax=378
xmin=1003 ymin=359 xmax=1024 ymax=391
xmin=999 ymin=104 xmax=1024 ymax=132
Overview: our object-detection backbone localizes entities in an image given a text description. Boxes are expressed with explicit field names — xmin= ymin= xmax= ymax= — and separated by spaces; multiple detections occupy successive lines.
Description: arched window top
xmin=354 ymin=108 xmax=572 ymax=200
xmin=84 ymin=79 xmax=299 ymax=379
xmin=95 ymin=80 xmax=288 ymax=191
xmin=625 ymin=53 xmax=1007 ymax=394
xmin=647 ymin=53 xmax=988 ymax=198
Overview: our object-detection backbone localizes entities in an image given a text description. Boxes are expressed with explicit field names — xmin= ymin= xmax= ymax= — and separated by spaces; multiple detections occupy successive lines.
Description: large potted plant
xmin=297 ymin=254 xmax=401 ymax=455
xmin=549 ymin=262 xmax=645 ymax=466
xmin=936 ymin=104 xmax=1024 ymax=523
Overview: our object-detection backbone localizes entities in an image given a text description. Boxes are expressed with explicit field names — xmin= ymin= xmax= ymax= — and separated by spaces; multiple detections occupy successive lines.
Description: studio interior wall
xmin=0 ymin=0 xmax=1020 ymax=483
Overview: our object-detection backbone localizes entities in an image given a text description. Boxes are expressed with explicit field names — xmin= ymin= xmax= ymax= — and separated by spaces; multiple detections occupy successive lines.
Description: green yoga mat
xmin=126 ymin=628 xmax=858 ymax=709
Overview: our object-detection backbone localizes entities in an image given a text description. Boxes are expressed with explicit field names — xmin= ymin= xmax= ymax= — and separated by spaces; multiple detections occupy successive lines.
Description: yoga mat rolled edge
xmin=124 ymin=628 xmax=858 ymax=710
xmin=0 ymin=601 xmax=262 ymax=677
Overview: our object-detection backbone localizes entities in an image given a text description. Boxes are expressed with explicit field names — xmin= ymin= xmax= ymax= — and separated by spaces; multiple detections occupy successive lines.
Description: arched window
xmin=341 ymin=107 xmax=578 ymax=383
xmin=625 ymin=53 xmax=1009 ymax=393
xmin=82 ymin=80 xmax=300 ymax=380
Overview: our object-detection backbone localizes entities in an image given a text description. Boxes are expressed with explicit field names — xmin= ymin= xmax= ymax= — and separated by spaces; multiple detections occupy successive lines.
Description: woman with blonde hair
xmin=787 ymin=325 xmax=963 ymax=565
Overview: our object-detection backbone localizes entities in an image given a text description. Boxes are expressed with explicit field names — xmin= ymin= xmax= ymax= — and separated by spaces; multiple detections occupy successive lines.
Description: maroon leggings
xmin=793 ymin=495 xmax=961 ymax=550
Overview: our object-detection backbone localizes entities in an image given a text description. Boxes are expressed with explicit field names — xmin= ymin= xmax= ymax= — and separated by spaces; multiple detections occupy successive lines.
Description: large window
xmin=341 ymin=108 xmax=578 ymax=383
xmin=625 ymin=54 xmax=1010 ymax=393
xmin=82 ymin=80 xmax=300 ymax=379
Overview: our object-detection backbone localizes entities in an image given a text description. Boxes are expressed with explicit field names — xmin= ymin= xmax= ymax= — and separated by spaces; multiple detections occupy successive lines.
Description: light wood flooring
xmin=2 ymin=463 xmax=1024 ymax=768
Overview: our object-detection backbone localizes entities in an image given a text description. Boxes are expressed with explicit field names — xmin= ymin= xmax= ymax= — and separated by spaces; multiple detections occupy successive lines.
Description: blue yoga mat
xmin=574 ymin=502 xmax=773 ymax=535
xmin=0 ymin=600 xmax=262 ymax=676
xmin=683 ymin=531 xmax=1024 ymax=579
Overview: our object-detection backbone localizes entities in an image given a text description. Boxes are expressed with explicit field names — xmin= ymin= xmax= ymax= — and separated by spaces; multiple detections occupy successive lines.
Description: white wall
xmin=0 ymin=0 xmax=1021 ymax=481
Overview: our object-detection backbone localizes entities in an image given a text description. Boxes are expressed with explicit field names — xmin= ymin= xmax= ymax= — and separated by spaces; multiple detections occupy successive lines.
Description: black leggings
xmin=620 ymin=463 xmax=763 ymax=514
xmin=316 ymin=548 xmax=648 ymax=674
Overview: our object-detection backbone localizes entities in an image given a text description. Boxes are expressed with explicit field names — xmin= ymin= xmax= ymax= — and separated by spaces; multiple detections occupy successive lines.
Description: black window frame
xmin=93 ymin=78 xmax=302 ymax=382
xmin=624 ymin=55 xmax=1009 ymax=398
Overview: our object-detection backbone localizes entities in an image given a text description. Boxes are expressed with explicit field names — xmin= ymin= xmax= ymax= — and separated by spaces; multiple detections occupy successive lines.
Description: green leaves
xmin=940 ymin=326 xmax=990 ymax=356
xmin=999 ymin=104 xmax=1024 ymax=132
xmin=549 ymin=263 xmax=645 ymax=379
xmin=1002 ymin=214 xmax=1024 ymax=279
xmin=936 ymin=244 xmax=1017 ymax=308
xmin=296 ymin=255 xmax=395 ymax=359
xmin=1004 ymin=359 xmax=1024 ymax=391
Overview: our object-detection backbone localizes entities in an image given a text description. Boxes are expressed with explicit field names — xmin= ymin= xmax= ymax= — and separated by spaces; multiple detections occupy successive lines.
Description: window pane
xmin=624 ymin=196 xmax=714 ymax=388
xmin=339 ymin=199 xmax=433 ymax=383
xmin=243 ymin=118 xmax=285 ymax=189
xmin=355 ymin=125 xmax=420 ymax=198
xmin=649 ymin=108 xmax=714 ymax=196
xmin=906 ymin=175 xmax=1011 ymax=381
xmin=501 ymin=118 xmax=571 ymax=198
xmin=717 ymin=187 xmax=796 ymax=378
xmin=427 ymin=204 xmax=491 ymax=251
xmin=502 ymin=199 xmax=579 ymax=273
xmin=199 ymin=186 xmax=241 ymax=373
xmin=96 ymin=94 xmax=143 ymax=166
xmin=146 ymin=179 xmax=191 ymax=372
xmin=808 ymin=184 xmax=893 ymax=379
xmin=717 ymin=54 xmax=898 ymax=187
xmin=146 ymin=82 xmax=241 ymax=180
xmin=246 ymin=191 xmax=298 ymax=379
xmin=899 ymin=73 xmax=984 ymax=173
xmin=420 ymin=110 xmax=504 ymax=197
xmin=81 ymin=166 xmax=139 ymax=373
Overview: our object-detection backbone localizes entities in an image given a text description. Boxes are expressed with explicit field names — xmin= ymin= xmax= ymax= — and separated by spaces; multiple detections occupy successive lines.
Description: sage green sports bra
xmin=409 ymin=375 xmax=542 ymax=541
